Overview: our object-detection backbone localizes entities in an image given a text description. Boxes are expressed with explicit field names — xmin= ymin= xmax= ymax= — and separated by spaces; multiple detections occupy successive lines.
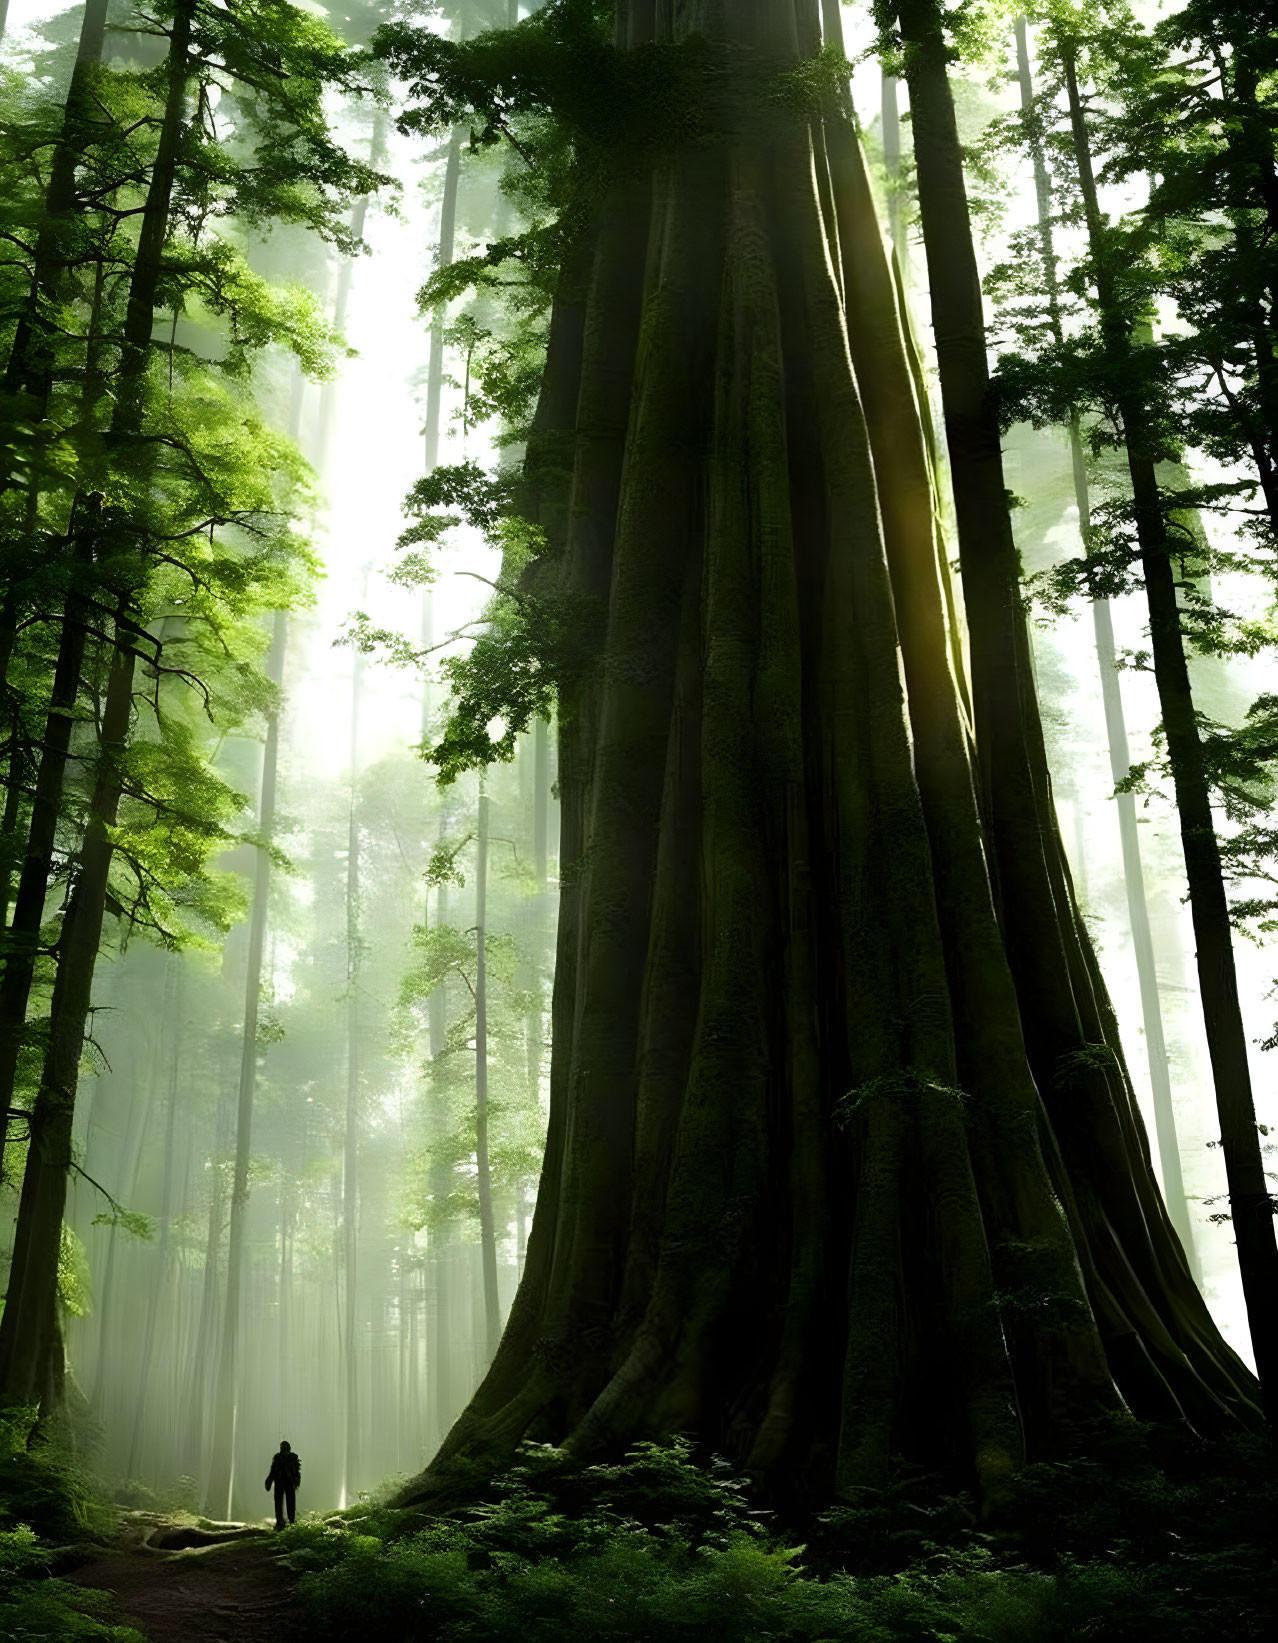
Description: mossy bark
xmin=396 ymin=0 xmax=1258 ymax=1504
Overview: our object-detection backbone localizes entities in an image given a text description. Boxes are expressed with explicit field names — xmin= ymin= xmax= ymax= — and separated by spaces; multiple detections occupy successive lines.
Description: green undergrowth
xmin=280 ymin=1431 xmax=1277 ymax=1643
xmin=0 ymin=1403 xmax=142 ymax=1640
xmin=110 ymin=1473 xmax=202 ymax=1516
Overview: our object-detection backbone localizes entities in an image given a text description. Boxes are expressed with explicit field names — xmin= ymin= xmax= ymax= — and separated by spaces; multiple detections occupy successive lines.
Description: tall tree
xmin=891 ymin=0 xmax=1240 ymax=1418
xmin=341 ymin=637 xmax=364 ymax=1505
xmin=1051 ymin=15 xmax=1278 ymax=1406
xmin=1011 ymin=13 xmax=1196 ymax=1271
xmin=377 ymin=0 xmax=1257 ymax=1504
xmin=207 ymin=612 xmax=286 ymax=1517
xmin=0 ymin=631 xmax=139 ymax=1402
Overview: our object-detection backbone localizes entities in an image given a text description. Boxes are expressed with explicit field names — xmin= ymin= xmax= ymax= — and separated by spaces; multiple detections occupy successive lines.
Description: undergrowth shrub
xmin=0 ymin=1407 xmax=140 ymax=1641
xmin=111 ymin=1473 xmax=201 ymax=1515
xmin=0 ymin=1403 xmax=113 ymax=1541
xmin=282 ymin=1435 xmax=1277 ymax=1643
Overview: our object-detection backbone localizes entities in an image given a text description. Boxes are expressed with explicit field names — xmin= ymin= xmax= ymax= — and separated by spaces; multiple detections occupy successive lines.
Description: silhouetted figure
xmin=264 ymin=1440 xmax=301 ymax=1530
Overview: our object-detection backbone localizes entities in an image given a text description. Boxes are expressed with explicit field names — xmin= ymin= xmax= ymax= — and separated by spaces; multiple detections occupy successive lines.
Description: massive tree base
xmin=396 ymin=3 xmax=1259 ymax=1507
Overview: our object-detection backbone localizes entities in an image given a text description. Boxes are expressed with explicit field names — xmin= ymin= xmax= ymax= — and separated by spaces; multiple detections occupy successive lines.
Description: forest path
xmin=68 ymin=1514 xmax=303 ymax=1643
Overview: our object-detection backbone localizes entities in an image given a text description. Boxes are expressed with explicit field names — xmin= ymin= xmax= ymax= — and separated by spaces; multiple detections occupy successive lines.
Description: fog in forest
xmin=1 ymin=0 xmax=1274 ymax=1537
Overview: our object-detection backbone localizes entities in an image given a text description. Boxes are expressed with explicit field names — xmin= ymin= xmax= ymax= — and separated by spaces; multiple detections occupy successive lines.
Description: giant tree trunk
xmin=1057 ymin=36 xmax=1278 ymax=1409
xmin=397 ymin=0 xmax=1258 ymax=1504
xmin=207 ymin=612 xmax=286 ymax=1517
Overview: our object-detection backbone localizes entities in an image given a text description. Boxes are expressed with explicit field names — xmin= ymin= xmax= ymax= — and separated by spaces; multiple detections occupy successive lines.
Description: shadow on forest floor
xmin=66 ymin=1513 xmax=303 ymax=1643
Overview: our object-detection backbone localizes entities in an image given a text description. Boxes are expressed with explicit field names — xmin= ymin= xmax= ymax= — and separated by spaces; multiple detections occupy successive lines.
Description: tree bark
xmin=1059 ymin=35 xmax=1278 ymax=1410
xmin=391 ymin=1 xmax=1257 ymax=1506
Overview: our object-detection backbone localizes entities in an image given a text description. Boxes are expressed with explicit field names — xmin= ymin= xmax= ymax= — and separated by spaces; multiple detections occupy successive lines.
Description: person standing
xmin=264 ymin=1439 xmax=301 ymax=1529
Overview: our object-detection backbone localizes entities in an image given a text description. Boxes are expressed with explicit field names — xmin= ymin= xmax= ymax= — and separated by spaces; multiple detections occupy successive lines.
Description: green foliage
xmin=396 ymin=907 xmax=544 ymax=1230
xmin=110 ymin=1473 xmax=200 ymax=1514
xmin=87 ymin=1206 xmax=153 ymax=1242
xmin=363 ymin=461 xmax=596 ymax=783
xmin=0 ymin=1539 xmax=145 ymax=1643
xmin=835 ymin=1070 xmax=969 ymax=1128
xmin=282 ymin=1436 xmax=1278 ymax=1642
xmin=1051 ymin=1041 xmax=1119 ymax=1091
xmin=56 ymin=1225 xmax=92 ymax=1319
xmin=0 ymin=1418 xmax=137 ymax=1637
xmin=0 ymin=1403 xmax=114 ymax=1543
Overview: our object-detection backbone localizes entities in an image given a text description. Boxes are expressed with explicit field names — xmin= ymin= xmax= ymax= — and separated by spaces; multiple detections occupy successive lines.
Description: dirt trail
xmin=67 ymin=1514 xmax=304 ymax=1643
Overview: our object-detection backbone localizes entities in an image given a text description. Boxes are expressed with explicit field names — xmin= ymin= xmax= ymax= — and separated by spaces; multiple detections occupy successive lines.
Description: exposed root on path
xmin=65 ymin=1513 xmax=302 ymax=1643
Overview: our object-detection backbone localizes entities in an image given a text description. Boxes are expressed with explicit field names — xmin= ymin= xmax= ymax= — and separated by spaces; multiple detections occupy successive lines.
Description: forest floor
xmin=67 ymin=1513 xmax=302 ymax=1643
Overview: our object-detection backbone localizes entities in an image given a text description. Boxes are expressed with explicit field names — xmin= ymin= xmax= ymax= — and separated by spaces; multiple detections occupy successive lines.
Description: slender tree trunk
xmin=880 ymin=70 xmax=907 ymax=265
xmin=0 ymin=635 xmax=136 ymax=1403
xmin=1059 ymin=37 xmax=1278 ymax=1408
xmin=0 ymin=540 xmax=92 ymax=1169
xmin=424 ymin=128 xmax=463 ymax=473
xmin=428 ymin=823 xmax=454 ymax=1442
xmin=278 ymin=1185 xmax=293 ymax=1439
xmin=183 ymin=1059 xmax=228 ymax=1472
xmin=407 ymin=1254 xmax=421 ymax=1454
xmin=1014 ymin=17 xmax=1196 ymax=1273
xmin=207 ymin=612 xmax=286 ymax=1518
xmin=474 ymin=782 xmax=500 ymax=1362
xmin=90 ymin=1017 xmax=164 ymax=1412
xmin=341 ymin=641 xmax=364 ymax=1504
xmin=125 ymin=960 xmax=182 ymax=1476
